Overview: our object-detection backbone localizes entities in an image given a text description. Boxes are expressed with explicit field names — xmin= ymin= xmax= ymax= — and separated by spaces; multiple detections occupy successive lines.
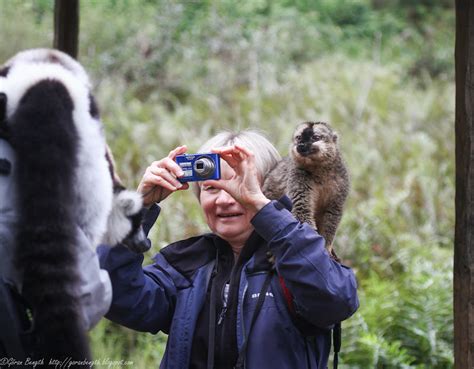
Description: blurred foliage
xmin=0 ymin=0 xmax=454 ymax=368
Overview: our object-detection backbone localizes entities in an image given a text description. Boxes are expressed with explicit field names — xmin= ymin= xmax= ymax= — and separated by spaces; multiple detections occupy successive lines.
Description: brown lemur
xmin=262 ymin=121 xmax=349 ymax=260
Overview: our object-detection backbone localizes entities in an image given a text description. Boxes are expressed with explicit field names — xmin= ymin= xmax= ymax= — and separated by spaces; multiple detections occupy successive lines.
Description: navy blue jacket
xmin=97 ymin=198 xmax=359 ymax=369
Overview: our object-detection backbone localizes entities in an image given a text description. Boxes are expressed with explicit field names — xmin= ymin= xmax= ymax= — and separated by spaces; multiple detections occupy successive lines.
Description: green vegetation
xmin=0 ymin=0 xmax=454 ymax=367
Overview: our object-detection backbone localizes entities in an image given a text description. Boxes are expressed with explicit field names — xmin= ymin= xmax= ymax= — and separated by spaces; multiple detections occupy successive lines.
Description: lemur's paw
xmin=103 ymin=190 xmax=150 ymax=253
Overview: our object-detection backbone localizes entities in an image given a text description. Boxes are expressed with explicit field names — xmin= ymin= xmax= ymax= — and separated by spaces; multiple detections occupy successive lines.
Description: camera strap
xmin=233 ymin=269 xmax=273 ymax=369
xmin=333 ymin=322 xmax=341 ymax=369
xmin=206 ymin=253 xmax=219 ymax=369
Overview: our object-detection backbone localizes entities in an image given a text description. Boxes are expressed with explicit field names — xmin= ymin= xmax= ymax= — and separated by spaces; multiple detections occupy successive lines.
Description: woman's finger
xmin=167 ymin=145 xmax=187 ymax=159
xmin=153 ymin=157 xmax=185 ymax=178
xmin=234 ymin=144 xmax=253 ymax=159
xmin=146 ymin=173 xmax=179 ymax=192
xmin=177 ymin=182 xmax=190 ymax=191
xmin=213 ymin=146 xmax=242 ymax=168
xmin=149 ymin=166 xmax=183 ymax=189
xmin=211 ymin=145 xmax=234 ymax=154
xmin=220 ymin=154 xmax=239 ymax=169
xmin=202 ymin=179 xmax=231 ymax=194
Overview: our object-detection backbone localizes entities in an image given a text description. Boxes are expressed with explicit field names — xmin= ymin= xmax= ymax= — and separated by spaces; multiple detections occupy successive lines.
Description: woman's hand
xmin=137 ymin=145 xmax=189 ymax=207
xmin=203 ymin=145 xmax=270 ymax=214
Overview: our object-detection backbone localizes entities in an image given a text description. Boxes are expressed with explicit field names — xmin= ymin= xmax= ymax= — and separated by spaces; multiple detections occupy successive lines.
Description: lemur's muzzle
xmin=297 ymin=143 xmax=312 ymax=156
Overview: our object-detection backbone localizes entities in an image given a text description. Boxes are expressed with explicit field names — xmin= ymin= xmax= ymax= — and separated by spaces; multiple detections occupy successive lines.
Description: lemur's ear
xmin=332 ymin=131 xmax=338 ymax=143
xmin=105 ymin=144 xmax=123 ymax=189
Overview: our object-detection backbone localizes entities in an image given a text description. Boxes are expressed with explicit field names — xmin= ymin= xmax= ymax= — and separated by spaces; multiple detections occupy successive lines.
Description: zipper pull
xmin=217 ymin=307 xmax=227 ymax=325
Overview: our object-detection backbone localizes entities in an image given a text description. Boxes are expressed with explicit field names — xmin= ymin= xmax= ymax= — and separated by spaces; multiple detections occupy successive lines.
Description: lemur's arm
xmin=102 ymin=189 xmax=150 ymax=253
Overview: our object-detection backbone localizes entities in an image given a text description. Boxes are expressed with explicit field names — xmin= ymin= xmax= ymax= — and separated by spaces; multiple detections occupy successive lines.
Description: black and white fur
xmin=103 ymin=145 xmax=148 ymax=253
xmin=0 ymin=49 xmax=146 ymax=363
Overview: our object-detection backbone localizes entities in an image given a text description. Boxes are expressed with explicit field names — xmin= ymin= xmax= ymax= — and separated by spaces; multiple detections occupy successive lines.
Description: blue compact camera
xmin=175 ymin=153 xmax=221 ymax=182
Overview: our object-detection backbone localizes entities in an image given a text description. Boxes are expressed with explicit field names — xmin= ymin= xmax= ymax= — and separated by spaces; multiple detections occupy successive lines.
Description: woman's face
xmin=199 ymin=161 xmax=254 ymax=247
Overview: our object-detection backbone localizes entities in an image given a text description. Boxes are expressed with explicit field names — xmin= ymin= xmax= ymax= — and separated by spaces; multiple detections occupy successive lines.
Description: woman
xmin=97 ymin=130 xmax=359 ymax=369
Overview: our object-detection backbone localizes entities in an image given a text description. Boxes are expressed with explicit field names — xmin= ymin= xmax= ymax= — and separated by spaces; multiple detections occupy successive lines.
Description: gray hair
xmin=192 ymin=129 xmax=281 ymax=199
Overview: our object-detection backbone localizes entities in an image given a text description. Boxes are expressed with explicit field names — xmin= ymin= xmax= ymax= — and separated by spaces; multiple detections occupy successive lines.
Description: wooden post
xmin=455 ymin=0 xmax=474 ymax=368
xmin=53 ymin=0 xmax=80 ymax=59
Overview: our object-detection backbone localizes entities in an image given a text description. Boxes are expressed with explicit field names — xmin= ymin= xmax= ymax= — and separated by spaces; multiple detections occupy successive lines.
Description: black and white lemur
xmin=0 ymin=49 xmax=147 ymax=364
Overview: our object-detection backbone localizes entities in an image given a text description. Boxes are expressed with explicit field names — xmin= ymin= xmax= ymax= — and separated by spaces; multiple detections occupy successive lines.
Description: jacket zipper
xmin=240 ymin=282 xmax=248 ymax=344
xmin=217 ymin=307 xmax=227 ymax=325
xmin=217 ymin=283 xmax=229 ymax=325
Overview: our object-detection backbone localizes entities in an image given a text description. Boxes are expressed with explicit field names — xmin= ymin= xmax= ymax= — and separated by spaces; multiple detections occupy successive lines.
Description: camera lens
xmin=194 ymin=157 xmax=215 ymax=178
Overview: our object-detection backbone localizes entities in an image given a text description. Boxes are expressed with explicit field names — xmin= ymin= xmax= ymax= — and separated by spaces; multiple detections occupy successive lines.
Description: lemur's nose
xmin=297 ymin=143 xmax=311 ymax=155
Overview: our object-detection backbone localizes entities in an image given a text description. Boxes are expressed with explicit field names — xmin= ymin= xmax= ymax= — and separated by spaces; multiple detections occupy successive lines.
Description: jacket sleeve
xmin=96 ymin=204 xmax=177 ymax=334
xmin=251 ymin=200 xmax=359 ymax=328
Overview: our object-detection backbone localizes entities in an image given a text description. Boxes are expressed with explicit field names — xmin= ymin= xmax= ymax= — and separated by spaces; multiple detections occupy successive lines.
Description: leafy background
xmin=0 ymin=0 xmax=454 ymax=368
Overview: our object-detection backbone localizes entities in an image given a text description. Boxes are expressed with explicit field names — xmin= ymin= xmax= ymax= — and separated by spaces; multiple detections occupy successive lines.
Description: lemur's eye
xmin=312 ymin=134 xmax=322 ymax=141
